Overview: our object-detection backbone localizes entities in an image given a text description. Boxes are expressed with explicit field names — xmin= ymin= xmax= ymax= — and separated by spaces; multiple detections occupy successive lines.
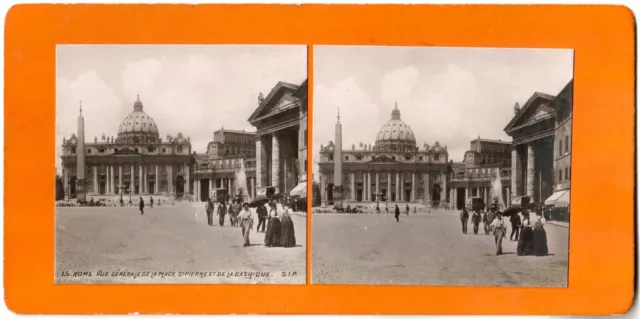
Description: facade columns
xmin=452 ymin=188 xmax=457 ymax=210
xmin=63 ymin=168 xmax=69 ymax=197
xmin=465 ymin=187 xmax=469 ymax=203
xmin=271 ymin=133 xmax=280 ymax=193
xmin=155 ymin=165 xmax=159 ymax=194
xmin=526 ymin=144 xmax=535 ymax=200
xmin=365 ymin=172 xmax=369 ymax=201
xmin=511 ymin=148 xmax=522 ymax=197
xmin=249 ymin=177 xmax=255 ymax=200
xmin=320 ymin=174 xmax=326 ymax=205
xmin=423 ymin=173 xmax=430 ymax=204
xmin=411 ymin=172 xmax=416 ymax=202
xmin=396 ymin=172 xmax=400 ymax=202
xmin=350 ymin=172 xmax=356 ymax=201
xmin=387 ymin=172 xmax=391 ymax=200
xmin=144 ymin=165 xmax=148 ymax=194
xmin=110 ymin=165 xmax=115 ymax=194
xmin=139 ymin=165 xmax=143 ymax=194
xmin=441 ymin=171 xmax=447 ymax=206
xmin=375 ymin=172 xmax=380 ymax=200
xmin=93 ymin=166 xmax=98 ymax=194
xmin=118 ymin=165 xmax=122 ymax=194
xmin=186 ymin=164 xmax=190 ymax=194
xmin=131 ymin=164 xmax=135 ymax=194
xmin=400 ymin=174 xmax=404 ymax=202
xmin=167 ymin=164 xmax=173 ymax=195
xmin=106 ymin=165 xmax=110 ymax=194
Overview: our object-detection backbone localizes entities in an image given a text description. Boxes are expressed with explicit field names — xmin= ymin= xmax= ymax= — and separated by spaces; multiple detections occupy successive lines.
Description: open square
xmin=312 ymin=208 xmax=568 ymax=286
xmin=56 ymin=203 xmax=306 ymax=284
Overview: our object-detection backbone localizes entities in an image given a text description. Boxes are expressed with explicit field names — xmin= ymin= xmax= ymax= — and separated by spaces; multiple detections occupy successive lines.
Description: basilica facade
xmin=60 ymin=96 xmax=194 ymax=201
xmin=317 ymin=104 xmax=451 ymax=207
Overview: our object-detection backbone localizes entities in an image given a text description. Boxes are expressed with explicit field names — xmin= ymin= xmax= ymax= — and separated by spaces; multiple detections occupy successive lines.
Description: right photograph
xmin=311 ymin=45 xmax=574 ymax=287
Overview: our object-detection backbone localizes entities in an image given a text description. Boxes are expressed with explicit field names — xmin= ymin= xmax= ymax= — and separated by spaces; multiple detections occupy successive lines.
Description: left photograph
xmin=55 ymin=45 xmax=308 ymax=284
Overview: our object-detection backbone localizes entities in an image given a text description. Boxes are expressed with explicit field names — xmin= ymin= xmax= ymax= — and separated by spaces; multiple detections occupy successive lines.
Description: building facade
xmin=505 ymin=79 xmax=573 ymax=209
xmin=192 ymin=129 xmax=257 ymax=202
xmin=449 ymin=138 xmax=512 ymax=210
xmin=248 ymin=80 xmax=308 ymax=196
xmin=317 ymin=104 xmax=450 ymax=207
xmin=60 ymin=96 xmax=194 ymax=201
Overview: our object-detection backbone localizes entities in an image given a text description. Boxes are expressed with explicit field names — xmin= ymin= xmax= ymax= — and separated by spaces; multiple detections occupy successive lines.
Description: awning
xmin=289 ymin=182 xmax=307 ymax=198
xmin=555 ymin=189 xmax=570 ymax=208
xmin=544 ymin=190 xmax=568 ymax=206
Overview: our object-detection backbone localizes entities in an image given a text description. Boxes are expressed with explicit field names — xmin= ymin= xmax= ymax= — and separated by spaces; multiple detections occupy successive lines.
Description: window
xmin=356 ymin=155 xmax=362 ymax=161
xmin=329 ymin=154 xmax=334 ymax=161
xmin=177 ymin=146 xmax=183 ymax=153
xmin=392 ymin=156 xmax=396 ymax=160
xmin=434 ymin=154 xmax=440 ymax=161
xmin=71 ymin=147 xmax=76 ymax=154
xmin=162 ymin=148 xmax=167 ymax=153
xmin=148 ymin=146 xmax=155 ymax=152
xmin=405 ymin=155 xmax=411 ymax=160
xmin=558 ymin=139 xmax=563 ymax=155
xmin=87 ymin=149 xmax=92 ymax=154
xmin=99 ymin=148 xmax=105 ymax=154
xmin=419 ymin=156 xmax=423 ymax=161
xmin=559 ymin=169 xmax=563 ymax=181
xmin=565 ymin=136 xmax=569 ymax=153
xmin=345 ymin=156 xmax=350 ymax=161
xmin=565 ymin=167 xmax=569 ymax=180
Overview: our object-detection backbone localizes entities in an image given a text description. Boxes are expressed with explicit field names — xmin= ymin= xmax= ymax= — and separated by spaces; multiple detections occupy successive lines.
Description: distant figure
xmin=510 ymin=211 xmax=522 ymax=241
xmin=280 ymin=208 xmax=296 ymax=247
xmin=460 ymin=208 xmax=469 ymax=234
xmin=231 ymin=200 xmax=242 ymax=227
xmin=394 ymin=205 xmax=400 ymax=222
xmin=490 ymin=212 xmax=507 ymax=255
xmin=256 ymin=204 xmax=268 ymax=232
xmin=482 ymin=211 xmax=490 ymax=235
xmin=471 ymin=210 xmax=482 ymax=234
xmin=264 ymin=206 xmax=281 ymax=247
xmin=217 ymin=201 xmax=227 ymax=226
xmin=206 ymin=197 xmax=214 ymax=226
xmin=139 ymin=197 xmax=145 ymax=215
xmin=238 ymin=203 xmax=254 ymax=247
xmin=150 ymin=197 xmax=154 ymax=208
xmin=405 ymin=204 xmax=410 ymax=215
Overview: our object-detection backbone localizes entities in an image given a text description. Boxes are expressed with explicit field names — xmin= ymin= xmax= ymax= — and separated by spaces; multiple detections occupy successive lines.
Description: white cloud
xmin=379 ymin=66 xmax=420 ymax=106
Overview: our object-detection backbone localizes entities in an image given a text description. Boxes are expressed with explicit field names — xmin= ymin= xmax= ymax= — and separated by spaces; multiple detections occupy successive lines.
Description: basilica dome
xmin=374 ymin=103 xmax=417 ymax=150
xmin=117 ymin=96 xmax=160 ymax=143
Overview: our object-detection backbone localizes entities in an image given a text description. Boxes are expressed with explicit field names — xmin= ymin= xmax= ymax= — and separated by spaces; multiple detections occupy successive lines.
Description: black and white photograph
xmin=311 ymin=46 xmax=573 ymax=286
xmin=55 ymin=45 xmax=308 ymax=284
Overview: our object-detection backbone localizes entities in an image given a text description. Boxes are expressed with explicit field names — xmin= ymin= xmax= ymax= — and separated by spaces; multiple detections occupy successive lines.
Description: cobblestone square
xmin=56 ymin=203 xmax=306 ymax=284
xmin=312 ymin=208 xmax=568 ymax=286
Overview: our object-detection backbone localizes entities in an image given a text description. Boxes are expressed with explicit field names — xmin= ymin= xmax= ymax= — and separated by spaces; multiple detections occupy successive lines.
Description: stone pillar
xmin=411 ymin=172 xmax=416 ymax=202
xmin=441 ymin=171 xmax=447 ymax=206
xmin=272 ymin=134 xmax=280 ymax=192
xmin=452 ymin=188 xmax=457 ymax=210
xmin=424 ymin=173 xmax=430 ymax=205
xmin=387 ymin=172 xmax=391 ymax=200
xmin=155 ymin=165 xmax=159 ymax=195
xmin=511 ymin=148 xmax=521 ymax=197
xmin=105 ymin=165 xmax=110 ymax=194
xmin=249 ymin=177 xmax=255 ymax=200
xmin=396 ymin=172 xmax=400 ymax=202
xmin=143 ymin=165 xmax=148 ymax=194
xmin=131 ymin=164 xmax=135 ymax=194
xmin=375 ymin=172 xmax=380 ymax=200
xmin=526 ymin=144 xmax=535 ymax=201
xmin=167 ymin=164 xmax=173 ymax=195
xmin=366 ymin=172 xmax=370 ymax=201
xmin=400 ymin=174 xmax=404 ymax=202
xmin=320 ymin=174 xmax=326 ymax=205
xmin=63 ymin=168 xmax=69 ymax=198
xmin=118 ymin=165 xmax=122 ymax=194
xmin=139 ymin=165 xmax=143 ymax=195
xmin=465 ymin=187 xmax=469 ymax=204
xmin=93 ymin=166 xmax=98 ymax=194
xmin=186 ymin=164 xmax=190 ymax=194
xmin=350 ymin=172 xmax=356 ymax=201
xmin=506 ymin=187 xmax=510 ymax=208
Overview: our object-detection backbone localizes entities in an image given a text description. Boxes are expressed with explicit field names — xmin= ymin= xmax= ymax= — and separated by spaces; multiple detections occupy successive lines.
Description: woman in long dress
xmin=237 ymin=203 xmax=254 ymax=247
xmin=517 ymin=213 xmax=535 ymax=256
xmin=280 ymin=208 xmax=296 ymax=248
xmin=264 ymin=206 xmax=281 ymax=247
xmin=532 ymin=215 xmax=549 ymax=256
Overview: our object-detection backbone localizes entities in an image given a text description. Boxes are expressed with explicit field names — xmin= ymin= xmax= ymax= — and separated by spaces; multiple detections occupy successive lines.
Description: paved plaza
xmin=312 ymin=208 xmax=568 ymax=287
xmin=56 ymin=203 xmax=306 ymax=284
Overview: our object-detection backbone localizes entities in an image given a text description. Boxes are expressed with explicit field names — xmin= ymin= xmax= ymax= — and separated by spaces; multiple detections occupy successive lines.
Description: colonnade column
xmin=186 ymin=164 xmax=191 ymax=194
xmin=320 ymin=174 xmax=326 ymax=205
xmin=400 ymin=174 xmax=404 ymax=202
xmin=105 ymin=165 xmax=110 ymax=194
xmin=110 ymin=165 xmax=115 ymax=194
xmin=465 ymin=187 xmax=469 ymax=204
xmin=526 ymin=144 xmax=535 ymax=200
xmin=63 ymin=168 xmax=69 ymax=198
xmin=130 ymin=164 xmax=135 ymax=194
xmin=155 ymin=165 xmax=159 ymax=195
xmin=167 ymin=164 xmax=173 ymax=195
xmin=506 ymin=187 xmax=510 ymax=208
xmin=365 ymin=172 xmax=370 ymax=201
xmin=441 ymin=171 xmax=447 ymax=206
xmin=396 ymin=172 xmax=400 ymax=202
xmin=411 ymin=172 xmax=416 ymax=202
xmin=138 ymin=165 xmax=143 ymax=195
xmin=271 ymin=133 xmax=280 ymax=193
xmin=118 ymin=165 xmax=122 ymax=194
xmin=375 ymin=172 xmax=380 ymax=200
xmin=93 ymin=166 xmax=98 ymax=194
xmin=424 ymin=173 xmax=430 ymax=205
xmin=144 ymin=165 xmax=149 ymax=194
xmin=350 ymin=172 xmax=356 ymax=201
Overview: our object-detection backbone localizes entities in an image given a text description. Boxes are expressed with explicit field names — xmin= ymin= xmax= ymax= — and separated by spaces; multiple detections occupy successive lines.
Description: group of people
xmin=460 ymin=207 xmax=549 ymax=256
xmin=202 ymin=198 xmax=297 ymax=248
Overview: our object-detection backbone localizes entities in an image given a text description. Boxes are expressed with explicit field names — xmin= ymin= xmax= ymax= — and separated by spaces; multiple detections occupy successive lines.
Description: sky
xmin=312 ymin=46 xmax=574 ymax=181
xmin=56 ymin=45 xmax=307 ymax=172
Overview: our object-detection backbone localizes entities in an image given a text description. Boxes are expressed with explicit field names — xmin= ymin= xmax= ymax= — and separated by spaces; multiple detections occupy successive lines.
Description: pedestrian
xmin=394 ymin=204 xmax=400 ymax=222
xmin=264 ymin=206 xmax=281 ymax=247
xmin=460 ymin=208 xmax=469 ymax=234
xmin=150 ymin=197 xmax=154 ymax=208
xmin=206 ymin=197 xmax=214 ymax=226
xmin=231 ymin=199 xmax=242 ymax=227
xmin=517 ymin=213 xmax=535 ymax=256
xmin=510 ymin=211 xmax=522 ymax=241
xmin=532 ymin=215 xmax=549 ymax=256
xmin=256 ymin=203 xmax=268 ymax=232
xmin=237 ymin=203 xmax=254 ymax=247
xmin=482 ymin=210 xmax=490 ymax=234
xmin=139 ymin=197 xmax=144 ymax=215
xmin=490 ymin=212 xmax=507 ymax=255
xmin=471 ymin=210 xmax=482 ymax=234
xmin=280 ymin=207 xmax=296 ymax=248
xmin=217 ymin=201 xmax=227 ymax=226
xmin=405 ymin=204 xmax=410 ymax=215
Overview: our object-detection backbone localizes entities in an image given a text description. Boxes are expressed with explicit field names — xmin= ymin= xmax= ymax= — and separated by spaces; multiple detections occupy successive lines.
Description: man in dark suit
xmin=256 ymin=204 xmax=268 ymax=232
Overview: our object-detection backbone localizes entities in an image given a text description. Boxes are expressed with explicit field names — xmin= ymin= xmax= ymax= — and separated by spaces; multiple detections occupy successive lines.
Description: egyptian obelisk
xmin=333 ymin=107 xmax=343 ymax=208
xmin=76 ymin=101 xmax=86 ymax=202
